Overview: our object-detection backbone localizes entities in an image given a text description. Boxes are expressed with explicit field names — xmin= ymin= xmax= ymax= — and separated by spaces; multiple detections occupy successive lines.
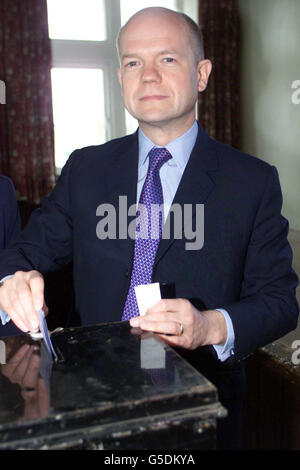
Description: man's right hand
xmin=0 ymin=271 xmax=48 ymax=332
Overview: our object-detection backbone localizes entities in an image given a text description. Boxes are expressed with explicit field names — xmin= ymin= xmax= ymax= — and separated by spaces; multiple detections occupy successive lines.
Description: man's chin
xmin=134 ymin=112 xmax=175 ymax=126
xmin=126 ymin=104 xmax=173 ymax=122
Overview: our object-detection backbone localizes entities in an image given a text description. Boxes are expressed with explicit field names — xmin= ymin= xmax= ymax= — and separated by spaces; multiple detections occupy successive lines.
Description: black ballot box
xmin=0 ymin=322 xmax=226 ymax=450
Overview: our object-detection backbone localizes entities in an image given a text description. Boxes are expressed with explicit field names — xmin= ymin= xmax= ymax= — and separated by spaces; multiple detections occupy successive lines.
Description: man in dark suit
xmin=0 ymin=7 xmax=298 ymax=448
xmin=0 ymin=175 xmax=21 ymax=336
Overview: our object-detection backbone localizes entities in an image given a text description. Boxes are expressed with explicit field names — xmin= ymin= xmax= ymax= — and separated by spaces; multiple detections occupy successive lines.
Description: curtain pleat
xmin=0 ymin=0 xmax=56 ymax=204
xmin=198 ymin=0 xmax=240 ymax=149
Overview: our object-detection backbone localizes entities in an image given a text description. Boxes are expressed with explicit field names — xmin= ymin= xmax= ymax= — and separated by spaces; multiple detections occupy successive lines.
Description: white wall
xmin=239 ymin=0 xmax=300 ymax=230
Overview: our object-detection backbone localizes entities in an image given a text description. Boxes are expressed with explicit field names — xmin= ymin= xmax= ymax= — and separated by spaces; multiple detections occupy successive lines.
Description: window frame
xmin=50 ymin=0 xmax=125 ymax=151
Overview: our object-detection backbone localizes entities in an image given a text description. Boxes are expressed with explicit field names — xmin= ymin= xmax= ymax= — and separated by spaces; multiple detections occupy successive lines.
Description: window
xmin=47 ymin=0 xmax=106 ymax=41
xmin=47 ymin=0 xmax=198 ymax=170
xmin=51 ymin=68 xmax=106 ymax=169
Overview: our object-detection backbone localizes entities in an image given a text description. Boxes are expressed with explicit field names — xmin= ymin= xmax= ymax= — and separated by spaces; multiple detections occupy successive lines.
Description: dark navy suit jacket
xmin=0 ymin=175 xmax=21 ymax=336
xmin=0 ymin=125 xmax=298 ymax=361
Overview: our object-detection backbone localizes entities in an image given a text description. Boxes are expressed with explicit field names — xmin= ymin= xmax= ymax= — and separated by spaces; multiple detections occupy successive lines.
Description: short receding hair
xmin=117 ymin=8 xmax=205 ymax=65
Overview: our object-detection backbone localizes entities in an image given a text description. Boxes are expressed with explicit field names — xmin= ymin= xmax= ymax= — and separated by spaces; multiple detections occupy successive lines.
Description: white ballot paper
xmin=135 ymin=283 xmax=166 ymax=369
xmin=37 ymin=309 xmax=58 ymax=360
xmin=134 ymin=282 xmax=161 ymax=316
xmin=140 ymin=336 xmax=166 ymax=369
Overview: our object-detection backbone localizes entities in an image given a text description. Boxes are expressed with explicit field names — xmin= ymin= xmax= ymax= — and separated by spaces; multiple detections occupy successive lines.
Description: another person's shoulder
xmin=0 ymin=175 xmax=16 ymax=199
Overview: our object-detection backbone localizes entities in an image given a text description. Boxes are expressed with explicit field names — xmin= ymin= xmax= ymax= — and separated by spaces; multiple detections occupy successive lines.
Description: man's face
xmin=118 ymin=13 xmax=207 ymax=131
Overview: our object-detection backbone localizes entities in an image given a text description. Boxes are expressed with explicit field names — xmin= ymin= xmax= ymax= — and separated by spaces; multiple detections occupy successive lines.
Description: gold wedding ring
xmin=179 ymin=323 xmax=184 ymax=336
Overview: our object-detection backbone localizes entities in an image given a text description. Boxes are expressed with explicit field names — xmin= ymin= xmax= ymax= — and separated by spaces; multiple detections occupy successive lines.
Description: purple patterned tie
xmin=122 ymin=147 xmax=172 ymax=321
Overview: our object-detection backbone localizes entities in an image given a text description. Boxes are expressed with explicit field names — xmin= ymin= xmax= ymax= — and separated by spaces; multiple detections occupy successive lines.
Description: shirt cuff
xmin=0 ymin=310 xmax=10 ymax=325
xmin=212 ymin=308 xmax=235 ymax=362
xmin=0 ymin=275 xmax=13 ymax=325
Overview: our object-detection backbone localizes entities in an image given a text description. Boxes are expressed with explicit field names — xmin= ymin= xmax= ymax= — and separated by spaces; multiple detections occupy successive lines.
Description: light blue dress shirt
xmin=1 ymin=121 xmax=235 ymax=361
xmin=0 ymin=275 xmax=13 ymax=325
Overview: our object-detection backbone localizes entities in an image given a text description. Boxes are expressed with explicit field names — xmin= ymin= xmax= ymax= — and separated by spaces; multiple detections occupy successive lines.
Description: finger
xmin=8 ymin=343 xmax=31 ymax=367
xmin=28 ymin=273 xmax=45 ymax=312
xmin=10 ymin=346 xmax=32 ymax=385
xmin=143 ymin=310 xmax=179 ymax=323
xmin=22 ymin=347 xmax=41 ymax=389
xmin=136 ymin=318 xmax=180 ymax=336
xmin=136 ymin=310 xmax=185 ymax=335
xmin=7 ymin=296 xmax=30 ymax=331
xmin=156 ymin=333 xmax=186 ymax=348
xmin=5 ymin=307 xmax=29 ymax=333
xmin=0 ymin=287 xmax=29 ymax=332
xmin=129 ymin=298 xmax=189 ymax=330
xmin=22 ymin=379 xmax=40 ymax=420
xmin=43 ymin=302 xmax=49 ymax=317
xmin=1 ymin=344 xmax=30 ymax=379
xmin=147 ymin=298 xmax=187 ymax=315
xmin=14 ymin=275 xmax=40 ymax=331
xmin=23 ymin=398 xmax=39 ymax=420
xmin=37 ymin=378 xmax=50 ymax=417
xmin=10 ymin=345 xmax=35 ymax=385
xmin=146 ymin=299 xmax=175 ymax=314
xmin=130 ymin=312 xmax=178 ymax=330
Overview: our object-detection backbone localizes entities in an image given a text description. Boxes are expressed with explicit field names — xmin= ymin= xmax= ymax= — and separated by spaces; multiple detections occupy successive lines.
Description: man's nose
xmin=141 ymin=64 xmax=161 ymax=83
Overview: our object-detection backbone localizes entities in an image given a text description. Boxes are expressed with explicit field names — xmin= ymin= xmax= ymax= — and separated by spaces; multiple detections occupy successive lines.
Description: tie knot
xmin=148 ymin=147 xmax=172 ymax=173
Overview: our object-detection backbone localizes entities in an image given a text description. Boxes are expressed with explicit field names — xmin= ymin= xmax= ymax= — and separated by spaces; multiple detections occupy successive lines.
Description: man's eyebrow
xmin=121 ymin=54 xmax=139 ymax=60
xmin=158 ymin=50 xmax=179 ymax=55
xmin=121 ymin=50 xmax=180 ymax=61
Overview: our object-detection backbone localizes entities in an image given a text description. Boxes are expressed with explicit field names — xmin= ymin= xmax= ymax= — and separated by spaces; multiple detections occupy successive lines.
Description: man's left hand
xmin=129 ymin=299 xmax=227 ymax=350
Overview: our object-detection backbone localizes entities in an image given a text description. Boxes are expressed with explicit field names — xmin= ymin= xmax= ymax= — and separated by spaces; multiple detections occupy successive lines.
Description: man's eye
xmin=164 ymin=57 xmax=175 ymax=63
xmin=126 ymin=61 xmax=138 ymax=67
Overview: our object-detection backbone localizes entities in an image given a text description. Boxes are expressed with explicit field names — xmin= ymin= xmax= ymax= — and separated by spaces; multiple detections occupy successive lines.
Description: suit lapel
xmin=102 ymin=132 xmax=139 ymax=268
xmin=155 ymin=125 xmax=219 ymax=265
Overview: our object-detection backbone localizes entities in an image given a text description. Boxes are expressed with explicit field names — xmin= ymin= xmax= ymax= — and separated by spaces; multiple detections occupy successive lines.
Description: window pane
xmin=121 ymin=0 xmax=177 ymax=25
xmin=125 ymin=110 xmax=138 ymax=136
xmin=47 ymin=0 xmax=106 ymax=41
xmin=51 ymin=68 xmax=106 ymax=169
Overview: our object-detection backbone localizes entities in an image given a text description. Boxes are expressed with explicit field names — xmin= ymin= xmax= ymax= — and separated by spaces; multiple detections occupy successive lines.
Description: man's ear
xmin=117 ymin=68 xmax=122 ymax=87
xmin=197 ymin=59 xmax=212 ymax=93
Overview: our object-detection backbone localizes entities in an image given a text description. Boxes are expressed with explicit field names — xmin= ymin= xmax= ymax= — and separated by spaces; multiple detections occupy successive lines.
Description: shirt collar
xmin=138 ymin=121 xmax=198 ymax=172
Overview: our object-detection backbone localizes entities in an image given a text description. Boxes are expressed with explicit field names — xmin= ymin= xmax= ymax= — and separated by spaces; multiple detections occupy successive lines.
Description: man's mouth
xmin=140 ymin=95 xmax=168 ymax=101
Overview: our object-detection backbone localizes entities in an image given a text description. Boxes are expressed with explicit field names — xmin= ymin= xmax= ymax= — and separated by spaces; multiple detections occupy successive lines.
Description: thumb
xmin=28 ymin=271 xmax=45 ymax=311
xmin=42 ymin=301 xmax=49 ymax=317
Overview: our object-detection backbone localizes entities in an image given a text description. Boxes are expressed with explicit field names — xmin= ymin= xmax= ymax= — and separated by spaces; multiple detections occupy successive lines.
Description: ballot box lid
xmin=0 ymin=322 xmax=220 ymax=448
